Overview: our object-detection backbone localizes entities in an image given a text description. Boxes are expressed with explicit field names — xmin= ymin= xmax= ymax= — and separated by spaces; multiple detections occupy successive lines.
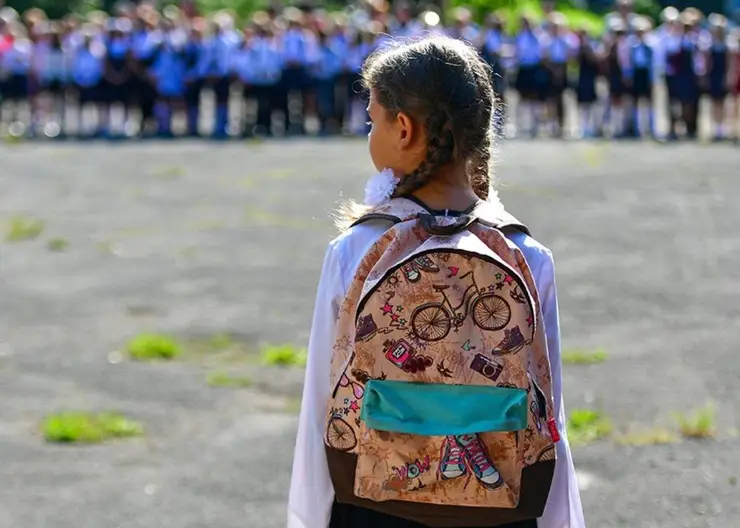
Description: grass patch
xmin=261 ymin=344 xmax=307 ymax=367
xmin=562 ymin=348 xmax=608 ymax=365
xmin=674 ymin=403 xmax=716 ymax=440
xmin=206 ymin=371 xmax=252 ymax=388
xmin=568 ymin=409 xmax=613 ymax=446
xmin=127 ymin=333 xmax=181 ymax=361
xmin=42 ymin=412 xmax=144 ymax=443
xmin=47 ymin=237 xmax=70 ymax=252
xmin=5 ymin=216 xmax=45 ymax=242
xmin=615 ymin=428 xmax=678 ymax=446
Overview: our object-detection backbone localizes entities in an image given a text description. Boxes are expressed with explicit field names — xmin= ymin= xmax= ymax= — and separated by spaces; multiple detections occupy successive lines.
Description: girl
xmin=603 ymin=20 xmax=628 ymax=138
xmin=70 ymin=29 xmax=105 ymax=138
xmin=704 ymin=14 xmax=731 ymax=142
xmin=514 ymin=16 xmax=546 ymax=138
xmin=624 ymin=17 xmax=655 ymax=139
xmin=288 ymin=36 xmax=583 ymax=528
xmin=574 ymin=28 xmax=600 ymax=138
xmin=309 ymin=29 xmax=343 ymax=136
xmin=32 ymin=25 xmax=69 ymax=137
xmin=542 ymin=13 xmax=573 ymax=138
xmin=150 ymin=20 xmax=188 ymax=138
xmin=102 ymin=18 xmax=133 ymax=137
xmin=0 ymin=32 xmax=32 ymax=135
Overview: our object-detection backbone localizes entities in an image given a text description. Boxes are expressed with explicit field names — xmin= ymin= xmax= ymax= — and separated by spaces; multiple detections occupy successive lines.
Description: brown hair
xmin=336 ymin=36 xmax=502 ymax=230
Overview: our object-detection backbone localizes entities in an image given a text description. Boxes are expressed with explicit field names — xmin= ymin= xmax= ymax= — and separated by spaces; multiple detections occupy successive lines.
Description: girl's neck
xmin=410 ymin=178 xmax=480 ymax=213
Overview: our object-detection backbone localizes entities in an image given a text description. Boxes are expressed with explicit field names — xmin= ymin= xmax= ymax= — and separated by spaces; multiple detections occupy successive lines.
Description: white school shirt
xmin=288 ymin=219 xmax=585 ymax=528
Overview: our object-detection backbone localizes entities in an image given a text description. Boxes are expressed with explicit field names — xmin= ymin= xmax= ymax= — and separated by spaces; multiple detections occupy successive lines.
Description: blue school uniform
xmin=152 ymin=34 xmax=187 ymax=98
xmin=104 ymin=36 xmax=132 ymax=104
xmin=72 ymin=44 xmax=105 ymax=103
xmin=311 ymin=40 xmax=343 ymax=130
xmin=708 ymin=39 xmax=729 ymax=100
xmin=281 ymin=28 xmax=310 ymax=91
xmin=515 ymin=30 xmax=546 ymax=99
xmin=546 ymin=35 xmax=571 ymax=96
xmin=245 ymin=36 xmax=283 ymax=135
xmin=0 ymin=40 xmax=32 ymax=100
xmin=576 ymin=39 xmax=599 ymax=104
xmin=627 ymin=39 xmax=653 ymax=98
xmin=675 ymin=35 xmax=699 ymax=104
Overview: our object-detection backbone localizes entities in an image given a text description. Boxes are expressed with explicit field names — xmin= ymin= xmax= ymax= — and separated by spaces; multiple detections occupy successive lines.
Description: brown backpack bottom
xmin=326 ymin=447 xmax=556 ymax=528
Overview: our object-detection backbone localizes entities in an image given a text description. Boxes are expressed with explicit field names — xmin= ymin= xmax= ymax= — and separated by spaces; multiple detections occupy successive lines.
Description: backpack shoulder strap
xmin=472 ymin=201 xmax=531 ymax=237
xmin=350 ymin=197 xmax=532 ymax=237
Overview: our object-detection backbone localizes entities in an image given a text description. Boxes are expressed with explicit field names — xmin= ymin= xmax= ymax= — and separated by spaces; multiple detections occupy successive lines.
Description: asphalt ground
xmin=0 ymin=139 xmax=738 ymax=528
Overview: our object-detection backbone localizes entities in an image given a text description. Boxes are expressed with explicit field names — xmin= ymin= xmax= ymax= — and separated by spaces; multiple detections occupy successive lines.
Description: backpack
xmin=324 ymin=198 xmax=559 ymax=527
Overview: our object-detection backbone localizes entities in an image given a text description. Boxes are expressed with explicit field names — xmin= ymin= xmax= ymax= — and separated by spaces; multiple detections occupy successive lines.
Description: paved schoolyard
xmin=0 ymin=139 xmax=738 ymax=528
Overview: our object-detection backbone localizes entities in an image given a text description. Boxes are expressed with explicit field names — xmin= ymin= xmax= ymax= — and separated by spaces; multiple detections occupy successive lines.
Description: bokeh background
xmin=1 ymin=1 xmax=739 ymax=528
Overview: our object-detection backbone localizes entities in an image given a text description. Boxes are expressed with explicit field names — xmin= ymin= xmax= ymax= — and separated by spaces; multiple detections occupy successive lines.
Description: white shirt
xmin=287 ymin=218 xmax=585 ymax=528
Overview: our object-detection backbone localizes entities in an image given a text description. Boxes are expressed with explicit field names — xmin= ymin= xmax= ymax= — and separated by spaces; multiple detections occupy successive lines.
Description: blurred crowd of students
xmin=1 ymin=0 xmax=739 ymax=142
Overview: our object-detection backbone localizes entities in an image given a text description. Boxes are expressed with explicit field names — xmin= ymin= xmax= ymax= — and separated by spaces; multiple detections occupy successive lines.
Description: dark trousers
xmin=315 ymin=77 xmax=336 ymax=134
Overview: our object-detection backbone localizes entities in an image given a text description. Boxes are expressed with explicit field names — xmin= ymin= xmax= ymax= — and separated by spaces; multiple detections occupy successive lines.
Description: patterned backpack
xmin=325 ymin=198 xmax=559 ymax=527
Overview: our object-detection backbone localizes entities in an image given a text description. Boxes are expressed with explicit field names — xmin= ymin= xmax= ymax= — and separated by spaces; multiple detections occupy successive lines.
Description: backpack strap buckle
xmin=418 ymin=213 xmax=478 ymax=236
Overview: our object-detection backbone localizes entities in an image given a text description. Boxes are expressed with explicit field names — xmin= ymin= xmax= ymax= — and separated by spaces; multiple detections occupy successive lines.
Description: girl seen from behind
xmin=288 ymin=36 xmax=584 ymax=528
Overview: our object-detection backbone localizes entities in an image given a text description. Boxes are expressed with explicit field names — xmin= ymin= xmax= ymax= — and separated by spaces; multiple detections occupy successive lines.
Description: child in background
xmin=624 ymin=17 xmax=655 ymax=139
xmin=543 ymin=13 xmax=574 ymax=138
xmin=32 ymin=24 xmax=70 ymax=136
xmin=183 ymin=20 xmax=204 ymax=137
xmin=0 ymin=29 xmax=32 ymax=133
xmin=71 ymin=28 xmax=105 ymax=137
xmin=603 ymin=20 xmax=628 ymax=138
xmin=514 ymin=16 xmax=546 ymax=138
xmin=102 ymin=18 xmax=133 ymax=137
xmin=575 ymin=27 xmax=600 ymax=138
xmin=310 ymin=29 xmax=343 ymax=136
xmin=151 ymin=20 xmax=187 ymax=137
xmin=704 ymin=14 xmax=732 ymax=142
xmin=288 ymin=36 xmax=584 ymax=528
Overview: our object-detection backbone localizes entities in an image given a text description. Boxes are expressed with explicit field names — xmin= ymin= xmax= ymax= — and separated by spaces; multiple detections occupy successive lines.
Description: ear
xmin=395 ymin=111 xmax=416 ymax=150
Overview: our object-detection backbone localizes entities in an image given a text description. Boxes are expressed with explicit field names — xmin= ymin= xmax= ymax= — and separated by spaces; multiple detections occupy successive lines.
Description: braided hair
xmin=336 ymin=36 xmax=504 ymax=229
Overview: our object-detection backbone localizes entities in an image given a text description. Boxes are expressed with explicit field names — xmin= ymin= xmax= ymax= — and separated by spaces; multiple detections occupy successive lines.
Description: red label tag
xmin=547 ymin=418 xmax=560 ymax=443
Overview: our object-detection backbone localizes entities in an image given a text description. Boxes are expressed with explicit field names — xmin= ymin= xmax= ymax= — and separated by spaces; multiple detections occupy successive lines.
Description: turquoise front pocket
xmin=360 ymin=380 xmax=528 ymax=436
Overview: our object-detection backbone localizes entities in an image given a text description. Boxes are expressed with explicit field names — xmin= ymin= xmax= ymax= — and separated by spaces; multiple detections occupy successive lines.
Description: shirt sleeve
xmin=287 ymin=241 xmax=344 ymax=528
xmin=537 ymin=249 xmax=586 ymax=528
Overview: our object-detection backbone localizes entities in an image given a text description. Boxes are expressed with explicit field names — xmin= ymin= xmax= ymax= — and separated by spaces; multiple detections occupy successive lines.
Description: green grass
xmin=260 ymin=344 xmax=307 ymax=367
xmin=42 ymin=412 xmax=144 ymax=443
xmin=615 ymin=428 xmax=677 ymax=446
xmin=4 ymin=216 xmax=45 ymax=242
xmin=127 ymin=333 xmax=181 ymax=361
xmin=206 ymin=371 xmax=252 ymax=388
xmin=47 ymin=237 xmax=70 ymax=252
xmin=674 ymin=403 xmax=716 ymax=440
xmin=568 ymin=409 xmax=613 ymax=446
xmin=562 ymin=347 xmax=609 ymax=365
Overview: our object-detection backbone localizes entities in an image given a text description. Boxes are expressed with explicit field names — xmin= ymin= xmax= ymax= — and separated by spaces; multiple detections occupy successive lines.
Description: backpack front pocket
xmin=354 ymin=380 xmax=528 ymax=508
